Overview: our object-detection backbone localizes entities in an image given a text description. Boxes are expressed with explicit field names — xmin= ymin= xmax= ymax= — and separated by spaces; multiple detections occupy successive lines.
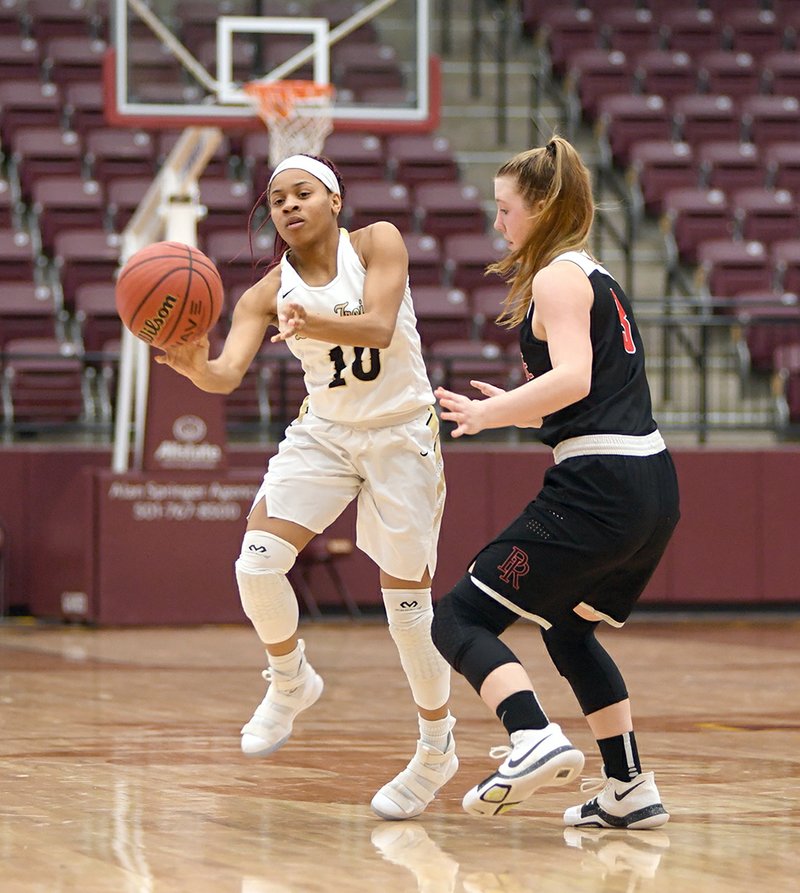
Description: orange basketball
xmin=115 ymin=241 xmax=224 ymax=349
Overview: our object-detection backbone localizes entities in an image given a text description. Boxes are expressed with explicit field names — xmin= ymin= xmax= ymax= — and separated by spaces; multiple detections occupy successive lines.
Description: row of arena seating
xmin=0 ymin=0 xmax=383 ymax=43
xmin=524 ymin=1 xmax=800 ymax=71
xmin=0 ymin=335 xmax=526 ymax=435
xmin=0 ymin=276 xmax=516 ymax=354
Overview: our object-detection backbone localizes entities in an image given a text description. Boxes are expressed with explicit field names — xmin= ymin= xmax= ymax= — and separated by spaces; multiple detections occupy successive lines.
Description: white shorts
xmin=250 ymin=406 xmax=445 ymax=582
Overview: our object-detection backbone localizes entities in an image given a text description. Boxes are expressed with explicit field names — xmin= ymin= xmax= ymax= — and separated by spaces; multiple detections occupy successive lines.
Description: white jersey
xmin=278 ymin=228 xmax=434 ymax=425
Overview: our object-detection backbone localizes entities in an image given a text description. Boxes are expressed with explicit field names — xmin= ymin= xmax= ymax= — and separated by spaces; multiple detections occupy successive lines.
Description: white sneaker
xmin=240 ymin=641 xmax=324 ymax=756
xmin=462 ymin=722 xmax=585 ymax=817
xmin=371 ymin=720 xmax=458 ymax=820
xmin=563 ymin=771 xmax=669 ymax=829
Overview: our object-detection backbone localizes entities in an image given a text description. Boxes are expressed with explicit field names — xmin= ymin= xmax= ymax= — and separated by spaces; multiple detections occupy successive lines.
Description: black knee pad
xmin=432 ymin=575 xmax=520 ymax=694
xmin=541 ymin=613 xmax=628 ymax=715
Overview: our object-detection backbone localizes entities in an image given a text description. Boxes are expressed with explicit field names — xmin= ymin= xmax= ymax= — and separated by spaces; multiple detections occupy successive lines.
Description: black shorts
xmin=468 ymin=450 xmax=680 ymax=628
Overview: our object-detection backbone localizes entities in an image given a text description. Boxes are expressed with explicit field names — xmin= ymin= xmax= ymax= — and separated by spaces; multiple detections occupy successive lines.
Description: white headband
xmin=268 ymin=155 xmax=340 ymax=195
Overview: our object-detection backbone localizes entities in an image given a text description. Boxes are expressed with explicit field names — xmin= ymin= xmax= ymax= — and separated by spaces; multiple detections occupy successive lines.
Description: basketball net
xmin=243 ymin=80 xmax=335 ymax=167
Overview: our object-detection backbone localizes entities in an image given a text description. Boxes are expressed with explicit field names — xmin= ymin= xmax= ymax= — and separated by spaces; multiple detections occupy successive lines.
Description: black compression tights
xmin=540 ymin=612 xmax=629 ymax=715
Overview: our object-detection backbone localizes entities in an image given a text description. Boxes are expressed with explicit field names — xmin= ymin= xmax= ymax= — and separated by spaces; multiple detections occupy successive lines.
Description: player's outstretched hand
xmin=435 ymin=385 xmax=487 ymax=438
xmin=272 ymin=301 xmax=307 ymax=342
xmin=154 ymin=334 xmax=211 ymax=378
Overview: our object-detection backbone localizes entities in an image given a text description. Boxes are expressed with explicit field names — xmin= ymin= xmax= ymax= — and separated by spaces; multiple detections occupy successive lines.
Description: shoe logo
xmin=506 ymin=732 xmax=551 ymax=769
xmin=399 ymin=600 xmax=419 ymax=609
xmin=614 ymin=778 xmax=648 ymax=801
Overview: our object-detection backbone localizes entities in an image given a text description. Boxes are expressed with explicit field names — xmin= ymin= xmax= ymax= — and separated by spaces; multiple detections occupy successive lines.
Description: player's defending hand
xmin=435 ymin=384 xmax=487 ymax=438
xmin=272 ymin=301 xmax=307 ymax=342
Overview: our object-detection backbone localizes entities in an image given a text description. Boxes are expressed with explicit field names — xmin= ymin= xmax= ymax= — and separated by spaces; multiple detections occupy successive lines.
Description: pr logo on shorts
xmin=497 ymin=547 xmax=530 ymax=590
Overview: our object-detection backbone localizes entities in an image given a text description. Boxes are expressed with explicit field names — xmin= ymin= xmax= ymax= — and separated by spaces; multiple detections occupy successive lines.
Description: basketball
xmin=115 ymin=241 xmax=224 ymax=349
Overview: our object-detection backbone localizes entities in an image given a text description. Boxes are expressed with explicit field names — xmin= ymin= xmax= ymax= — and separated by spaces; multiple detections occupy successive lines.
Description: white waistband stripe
xmin=553 ymin=431 xmax=665 ymax=464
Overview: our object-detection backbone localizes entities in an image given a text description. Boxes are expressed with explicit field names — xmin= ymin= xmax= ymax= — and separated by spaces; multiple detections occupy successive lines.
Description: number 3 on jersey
xmin=328 ymin=345 xmax=382 ymax=388
xmin=611 ymin=290 xmax=636 ymax=355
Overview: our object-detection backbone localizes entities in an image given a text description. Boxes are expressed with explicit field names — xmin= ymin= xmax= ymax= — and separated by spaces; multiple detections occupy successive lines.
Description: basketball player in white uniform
xmin=156 ymin=153 xmax=457 ymax=820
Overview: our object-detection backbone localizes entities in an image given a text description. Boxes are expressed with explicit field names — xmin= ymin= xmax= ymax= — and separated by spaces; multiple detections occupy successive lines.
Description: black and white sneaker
xmin=563 ymin=771 xmax=670 ymax=829
xmin=462 ymin=722 xmax=585 ymax=817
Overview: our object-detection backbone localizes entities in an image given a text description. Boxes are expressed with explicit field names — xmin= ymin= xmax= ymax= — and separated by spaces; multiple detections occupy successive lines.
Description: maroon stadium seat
xmin=565 ymin=49 xmax=633 ymax=122
xmin=52 ymin=228 xmax=121 ymax=311
xmin=42 ymin=35 xmax=107 ymax=86
xmin=731 ymin=187 xmax=800 ymax=246
xmin=671 ymin=94 xmax=742 ymax=146
xmin=443 ymin=233 xmax=507 ymax=292
xmin=697 ymin=238 xmax=774 ymax=300
xmin=405 ymin=233 xmax=444 ymax=287
xmin=31 ymin=176 xmax=108 ymax=253
xmin=84 ymin=128 xmax=156 ymax=186
xmin=634 ymin=49 xmax=697 ymax=101
xmin=413 ymin=182 xmax=486 ymax=237
xmin=1 ymin=337 xmax=92 ymax=430
xmin=0 ymin=282 xmax=60 ymax=348
xmin=722 ymin=8 xmax=789 ymax=62
xmin=324 ymin=132 xmax=387 ymax=182
xmin=697 ymin=50 xmax=761 ymax=100
xmin=385 ymin=134 xmax=460 ymax=186
xmin=597 ymin=94 xmax=672 ymax=168
xmin=698 ymin=141 xmax=764 ymax=192
xmin=629 ymin=140 xmax=698 ymax=217
xmin=11 ymin=126 xmax=85 ymax=201
xmin=345 ymin=181 xmax=414 ymax=232
xmin=660 ymin=8 xmax=722 ymax=57
xmin=662 ymin=187 xmax=734 ymax=266
xmin=412 ymin=285 xmax=472 ymax=347
xmin=72 ymin=282 xmax=123 ymax=355
xmin=741 ymin=95 xmax=800 ymax=150
xmin=0 ymin=80 xmax=62 ymax=145
xmin=599 ymin=7 xmax=660 ymax=57
xmin=772 ymin=239 xmax=800 ymax=294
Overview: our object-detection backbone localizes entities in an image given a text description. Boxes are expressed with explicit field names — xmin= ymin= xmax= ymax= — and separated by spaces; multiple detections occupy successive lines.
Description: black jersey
xmin=519 ymin=251 xmax=657 ymax=448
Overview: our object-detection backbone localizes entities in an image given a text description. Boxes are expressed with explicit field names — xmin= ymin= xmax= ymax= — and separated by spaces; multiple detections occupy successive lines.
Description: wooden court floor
xmin=1 ymin=616 xmax=799 ymax=893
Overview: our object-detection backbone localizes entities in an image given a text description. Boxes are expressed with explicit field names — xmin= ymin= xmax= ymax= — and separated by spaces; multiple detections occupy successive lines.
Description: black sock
xmin=495 ymin=690 xmax=549 ymax=734
xmin=597 ymin=731 xmax=641 ymax=782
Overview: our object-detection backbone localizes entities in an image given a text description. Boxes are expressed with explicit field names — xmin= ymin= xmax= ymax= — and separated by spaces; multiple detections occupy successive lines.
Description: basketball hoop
xmin=243 ymin=80 xmax=335 ymax=168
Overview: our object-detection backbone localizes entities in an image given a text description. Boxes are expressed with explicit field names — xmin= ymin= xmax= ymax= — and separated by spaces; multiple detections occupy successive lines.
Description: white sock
xmin=419 ymin=713 xmax=452 ymax=752
xmin=267 ymin=644 xmax=303 ymax=678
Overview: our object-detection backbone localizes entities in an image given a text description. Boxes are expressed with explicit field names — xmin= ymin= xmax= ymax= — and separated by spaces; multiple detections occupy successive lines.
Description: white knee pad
xmin=383 ymin=588 xmax=451 ymax=711
xmin=235 ymin=531 xmax=299 ymax=645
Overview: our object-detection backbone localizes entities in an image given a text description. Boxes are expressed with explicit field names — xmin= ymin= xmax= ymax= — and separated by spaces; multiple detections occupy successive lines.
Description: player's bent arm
xmin=279 ymin=222 xmax=406 ymax=348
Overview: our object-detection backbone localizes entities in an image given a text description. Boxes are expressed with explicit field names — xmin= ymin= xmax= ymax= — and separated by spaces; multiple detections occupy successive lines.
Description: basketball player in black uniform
xmin=432 ymin=136 xmax=680 ymax=828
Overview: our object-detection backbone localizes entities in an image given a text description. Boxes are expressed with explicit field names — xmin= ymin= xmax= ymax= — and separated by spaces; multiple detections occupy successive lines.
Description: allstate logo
xmin=172 ymin=415 xmax=207 ymax=443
